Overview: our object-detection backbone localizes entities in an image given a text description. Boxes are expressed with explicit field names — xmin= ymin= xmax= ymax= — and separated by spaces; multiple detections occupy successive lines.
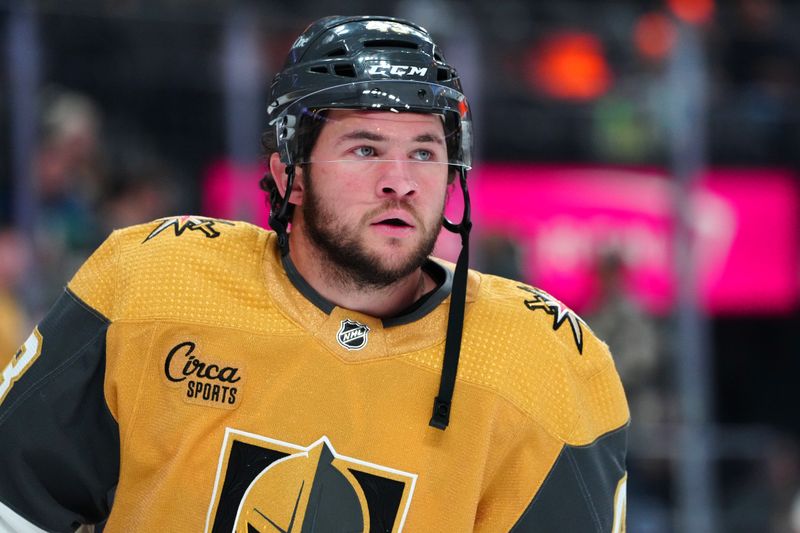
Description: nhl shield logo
xmin=337 ymin=319 xmax=370 ymax=351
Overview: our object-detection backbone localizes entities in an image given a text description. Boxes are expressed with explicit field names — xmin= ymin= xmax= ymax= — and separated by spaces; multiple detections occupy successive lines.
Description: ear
xmin=269 ymin=152 xmax=305 ymax=206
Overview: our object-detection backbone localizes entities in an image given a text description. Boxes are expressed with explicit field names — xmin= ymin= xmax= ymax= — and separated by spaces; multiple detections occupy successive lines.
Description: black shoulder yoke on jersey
xmin=0 ymin=289 xmax=119 ymax=531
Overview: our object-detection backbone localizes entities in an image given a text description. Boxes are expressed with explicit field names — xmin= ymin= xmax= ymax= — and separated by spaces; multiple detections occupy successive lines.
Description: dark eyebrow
xmin=414 ymin=133 xmax=445 ymax=145
xmin=336 ymin=130 xmax=387 ymax=145
xmin=336 ymin=130 xmax=445 ymax=145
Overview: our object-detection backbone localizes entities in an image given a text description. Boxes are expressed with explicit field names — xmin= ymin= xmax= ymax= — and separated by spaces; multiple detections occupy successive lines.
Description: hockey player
xmin=0 ymin=16 xmax=629 ymax=532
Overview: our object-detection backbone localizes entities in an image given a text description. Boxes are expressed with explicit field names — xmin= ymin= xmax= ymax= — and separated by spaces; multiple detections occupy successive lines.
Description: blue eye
xmin=413 ymin=149 xmax=432 ymax=161
xmin=354 ymin=146 xmax=376 ymax=157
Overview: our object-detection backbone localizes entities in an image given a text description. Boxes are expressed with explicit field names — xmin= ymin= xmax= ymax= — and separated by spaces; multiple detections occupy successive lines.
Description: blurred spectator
xmin=715 ymin=0 xmax=800 ymax=163
xmin=587 ymin=250 xmax=663 ymax=423
xmin=32 ymin=89 xmax=107 ymax=306
xmin=0 ymin=226 xmax=32 ymax=364
xmin=100 ymin=177 xmax=172 ymax=233
xmin=586 ymin=250 xmax=672 ymax=533
xmin=36 ymin=89 xmax=105 ymax=233
xmin=99 ymin=154 xmax=179 ymax=235
xmin=475 ymin=233 xmax=524 ymax=281
xmin=725 ymin=0 xmax=798 ymax=95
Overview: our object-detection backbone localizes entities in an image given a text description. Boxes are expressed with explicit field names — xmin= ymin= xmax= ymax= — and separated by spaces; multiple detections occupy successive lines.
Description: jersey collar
xmin=279 ymin=249 xmax=453 ymax=328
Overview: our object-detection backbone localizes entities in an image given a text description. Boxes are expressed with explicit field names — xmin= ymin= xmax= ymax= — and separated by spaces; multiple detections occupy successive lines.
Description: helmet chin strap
xmin=267 ymin=165 xmax=296 ymax=256
xmin=430 ymin=166 xmax=471 ymax=430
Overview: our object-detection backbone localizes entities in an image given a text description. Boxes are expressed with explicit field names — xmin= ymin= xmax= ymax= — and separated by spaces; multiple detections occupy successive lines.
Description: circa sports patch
xmin=205 ymin=429 xmax=417 ymax=533
xmin=162 ymin=340 xmax=244 ymax=410
xmin=337 ymin=319 xmax=370 ymax=351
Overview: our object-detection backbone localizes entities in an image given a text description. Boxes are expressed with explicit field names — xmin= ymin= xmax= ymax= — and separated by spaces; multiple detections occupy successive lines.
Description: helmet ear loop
xmin=267 ymin=164 xmax=296 ymax=256
xmin=442 ymin=167 xmax=472 ymax=238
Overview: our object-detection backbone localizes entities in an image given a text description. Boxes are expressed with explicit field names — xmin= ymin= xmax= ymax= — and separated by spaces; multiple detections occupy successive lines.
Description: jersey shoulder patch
xmin=68 ymin=218 xmax=276 ymax=327
xmin=475 ymin=276 xmax=593 ymax=357
xmin=464 ymin=274 xmax=629 ymax=445
xmin=141 ymin=215 xmax=236 ymax=243
xmin=515 ymin=284 xmax=588 ymax=355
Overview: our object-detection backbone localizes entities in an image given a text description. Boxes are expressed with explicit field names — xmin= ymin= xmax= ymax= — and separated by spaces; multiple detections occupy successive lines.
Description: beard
xmin=300 ymin=169 xmax=443 ymax=290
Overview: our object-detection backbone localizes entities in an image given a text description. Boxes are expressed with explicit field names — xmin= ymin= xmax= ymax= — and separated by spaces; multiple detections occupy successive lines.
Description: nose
xmin=375 ymin=160 xmax=418 ymax=199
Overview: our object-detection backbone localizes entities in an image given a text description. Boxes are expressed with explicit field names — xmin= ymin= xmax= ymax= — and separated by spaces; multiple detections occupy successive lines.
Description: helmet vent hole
xmin=437 ymin=68 xmax=452 ymax=81
xmin=364 ymin=39 xmax=419 ymax=50
xmin=309 ymin=65 xmax=328 ymax=74
xmin=326 ymin=47 xmax=347 ymax=57
xmin=333 ymin=64 xmax=357 ymax=77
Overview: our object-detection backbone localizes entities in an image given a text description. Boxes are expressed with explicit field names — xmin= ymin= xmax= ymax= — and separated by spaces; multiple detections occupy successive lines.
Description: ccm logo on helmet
xmin=367 ymin=64 xmax=428 ymax=77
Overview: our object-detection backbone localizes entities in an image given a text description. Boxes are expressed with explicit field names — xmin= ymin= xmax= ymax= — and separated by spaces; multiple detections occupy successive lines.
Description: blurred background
xmin=1 ymin=0 xmax=798 ymax=531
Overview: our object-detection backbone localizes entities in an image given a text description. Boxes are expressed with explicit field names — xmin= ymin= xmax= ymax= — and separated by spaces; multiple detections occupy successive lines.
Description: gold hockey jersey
xmin=0 ymin=217 xmax=629 ymax=532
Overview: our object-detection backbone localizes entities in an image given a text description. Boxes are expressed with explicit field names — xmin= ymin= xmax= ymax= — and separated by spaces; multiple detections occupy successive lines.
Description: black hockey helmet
xmin=266 ymin=16 xmax=472 ymax=167
xmin=265 ymin=16 xmax=473 ymax=431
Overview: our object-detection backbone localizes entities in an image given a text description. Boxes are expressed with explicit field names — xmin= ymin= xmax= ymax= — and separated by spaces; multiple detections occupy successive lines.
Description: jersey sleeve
xmin=508 ymin=421 xmax=628 ymax=532
xmin=476 ymin=338 xmax=629 ymax=533
xmin=0 ymin=235 xmax=121 ymax=532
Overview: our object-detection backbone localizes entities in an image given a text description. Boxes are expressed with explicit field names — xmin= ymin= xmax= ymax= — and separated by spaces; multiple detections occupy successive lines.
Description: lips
xmin=369 ymin=210 xmax=415 ymax=229
xmin=376 ymin=218 xmax=411 ymax=227
xmin=369 ymin=209 xmax=417 ymax=237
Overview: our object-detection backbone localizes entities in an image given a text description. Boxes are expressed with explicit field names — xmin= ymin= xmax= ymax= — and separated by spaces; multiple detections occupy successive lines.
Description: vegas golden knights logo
xmin=205 ymin=429 xmax=416 ymax=533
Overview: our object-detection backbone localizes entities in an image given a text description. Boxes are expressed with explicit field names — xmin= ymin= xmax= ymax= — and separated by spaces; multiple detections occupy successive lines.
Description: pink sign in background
xmin=203 ymin=160 xmax=270 ymax=229
xmin=203 ymin=161 xmax=799 ymax=315
xmin=464 ymin=165 xmax=799 ymax=315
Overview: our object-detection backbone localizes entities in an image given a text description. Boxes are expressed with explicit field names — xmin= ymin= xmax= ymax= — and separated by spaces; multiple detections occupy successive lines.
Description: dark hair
xmin=259 ymin=110 xmax=328 ymax=221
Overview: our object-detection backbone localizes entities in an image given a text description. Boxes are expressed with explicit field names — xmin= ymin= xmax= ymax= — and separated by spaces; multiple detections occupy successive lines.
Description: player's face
xmin=299 ymin=110 xmax=450 ymax=288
